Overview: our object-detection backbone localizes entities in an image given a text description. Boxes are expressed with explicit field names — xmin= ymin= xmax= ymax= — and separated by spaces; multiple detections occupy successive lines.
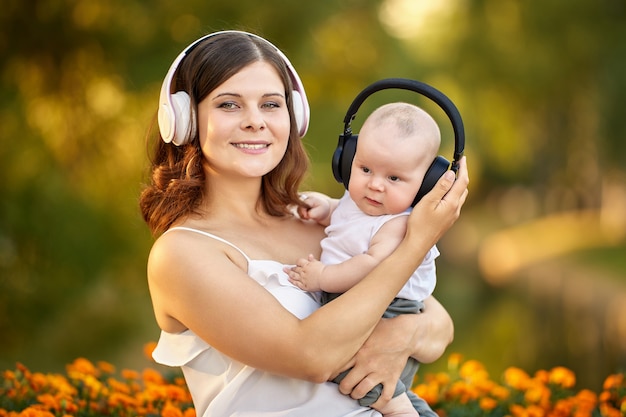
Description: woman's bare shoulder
xmin=147 ymin=226 xmax=252 ymax=333
xmin=148 ymin=226 xmax=247 ymax=283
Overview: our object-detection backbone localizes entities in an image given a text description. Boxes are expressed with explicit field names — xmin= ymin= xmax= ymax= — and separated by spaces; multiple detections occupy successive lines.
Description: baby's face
xmin=348 ymin=121 xmax=436 ymax=216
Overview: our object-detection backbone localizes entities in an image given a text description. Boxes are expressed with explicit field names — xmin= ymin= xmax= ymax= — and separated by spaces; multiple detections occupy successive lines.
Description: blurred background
xmin=1 ymin=0 xmax=625 ymax=392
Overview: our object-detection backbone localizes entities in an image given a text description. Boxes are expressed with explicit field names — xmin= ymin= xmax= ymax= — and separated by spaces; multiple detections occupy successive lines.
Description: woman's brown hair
xmin=139 ymin=32 xmax=310 ymax=236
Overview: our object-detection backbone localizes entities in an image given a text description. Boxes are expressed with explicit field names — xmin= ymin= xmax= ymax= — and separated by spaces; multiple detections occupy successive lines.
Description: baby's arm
xmin=286 ymin=216 xmax=409 ymax=293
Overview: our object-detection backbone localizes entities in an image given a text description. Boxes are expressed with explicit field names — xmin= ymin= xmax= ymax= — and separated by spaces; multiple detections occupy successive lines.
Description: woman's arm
xmin=149 ymin=157 xmax=467 ymax=383
xmin=336 ymin=296 xmax=453 ymax=404
xmin=409 ymin=295 xmax=454 ymax=362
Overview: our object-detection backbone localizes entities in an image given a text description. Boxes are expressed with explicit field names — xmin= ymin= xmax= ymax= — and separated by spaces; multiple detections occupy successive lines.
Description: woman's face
xmin=197 ymin=61 xmax=291 ymax=179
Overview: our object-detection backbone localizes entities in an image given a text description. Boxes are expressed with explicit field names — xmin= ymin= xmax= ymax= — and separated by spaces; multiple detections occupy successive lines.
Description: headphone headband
xmin=158 ymin=30 xmax=310 ymax=145
xmin=341 ymin=78 xmax=465 ymax=168
xmin=332 ymin=78 xmax=465 ymax=206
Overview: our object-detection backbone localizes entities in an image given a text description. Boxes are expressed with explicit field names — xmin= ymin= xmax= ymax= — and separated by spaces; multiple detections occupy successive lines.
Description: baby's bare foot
xmin=374 ymin=393 xmax=419 ymax=417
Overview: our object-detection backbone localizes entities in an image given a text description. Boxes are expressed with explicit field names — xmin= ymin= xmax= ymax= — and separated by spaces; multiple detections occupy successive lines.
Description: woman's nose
xmin=242 ymin=107 xmax=265 ymax=131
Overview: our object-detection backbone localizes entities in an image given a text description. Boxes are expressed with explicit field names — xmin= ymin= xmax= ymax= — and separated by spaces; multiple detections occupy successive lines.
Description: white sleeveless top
xmin=152 ymin=227 xmax=381 ymax=417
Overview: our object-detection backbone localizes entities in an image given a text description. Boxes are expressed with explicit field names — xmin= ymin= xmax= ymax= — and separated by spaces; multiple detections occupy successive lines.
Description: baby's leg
xmin=375 ymin=392 xmax=419 ymax=417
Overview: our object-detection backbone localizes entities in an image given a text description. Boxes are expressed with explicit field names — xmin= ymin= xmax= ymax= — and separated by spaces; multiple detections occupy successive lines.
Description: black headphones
xmin=332 ymin=78 xmax=465 ymax=206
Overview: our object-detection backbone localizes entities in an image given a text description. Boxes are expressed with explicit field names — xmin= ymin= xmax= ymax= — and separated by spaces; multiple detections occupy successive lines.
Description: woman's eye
xmin=218 ymin=101 xmax=238 ymax=110
xmin=262 ymin=101 xmax=281 ymax=109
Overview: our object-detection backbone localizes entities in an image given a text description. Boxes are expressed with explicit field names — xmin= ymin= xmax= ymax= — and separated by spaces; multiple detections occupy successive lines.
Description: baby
xmin=285 ymin=102 xmax=443 ymax=417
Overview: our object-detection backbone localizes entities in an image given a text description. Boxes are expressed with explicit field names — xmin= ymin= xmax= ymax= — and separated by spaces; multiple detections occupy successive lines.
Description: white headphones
xmin=158 ymin=30 xmax=310 ymax=146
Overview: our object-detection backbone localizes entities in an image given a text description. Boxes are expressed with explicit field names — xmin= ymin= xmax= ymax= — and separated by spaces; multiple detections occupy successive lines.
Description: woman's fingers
xmin=443 ymin=156 xmax=469 ymax=204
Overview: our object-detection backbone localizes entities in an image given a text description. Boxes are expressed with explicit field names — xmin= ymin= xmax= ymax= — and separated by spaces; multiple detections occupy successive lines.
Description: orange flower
xmin=121 ymin=369 xmax=140 ymax=381
xmin=504 ymin=367 xmax=532 ymax=390
xmin=82 ymin=374 xmax=107 ymax=399
xmin=524 ymin=381 xmax=550 ymax=407
xmin=60 ymin=399 xmax=78 ymax=414
xmin=509 ymin=403 xmax=527 ymax=417
xmin=599 ymin=391 xmax=612 ymax=402
xmin=459 ymin=360 xmax=489 ymax=382
xmin=17 ymin=406 xmax=55 ymax=417
xmin=526 ymin=404 xmax=546 ymax=417
xmin=174 ymin=376 xmax=188 ymax=387
xmin=107 ymin=392 xmax=138 ymax=409
xmin=107 ymin=377 xmax=132 ymax=395
xmin=603 ymin=373 xmax=624 ymax=390
xmin=28 ymin=373 xmax=48 ymax=392
xmin=413 ymin=383 xmax=439 ymax=405
xmin=479 ymin=396 xmax=498 ymax=411
xmin=16 ymin=363 xmax=31 ymax=377
xmin=447 ymin=353 xmax=463 ymax=371
xmin=97 ymin=361 xmax=116 ymax=375
xmin=47 ymin=375 xmax=75 ymax=397
xmin=3 ymin=354 xmax=625 ymax=416
xmin=35 ymin=394 xmax=60 ymax=411
xmin=549 ymin=366 xmax=576 ymax=388
xmin=446 ymin=380 xmax=470 ymax=403
xmin=143 ymin=368 xmax=165 ymax=385
xmin=552 ymin=398 xmax=573 ymax=416
xmin=599 ymin=402 xmax=622 ymax=417
xmin=490 ymin=384 xmax=510 ymax=401
xmin=144 ymin=342 xmax=158 ymax=361
xmin=161 ymin=402 xmax=184 ymax=417
xmin=534 ymin=369 xmax=549 ymax=384
xmin=574 ymin=389 xmax=597 ymax=412
xmin=165 ymin=385 xmax=192 ymax=402
xmin=66 ymin=358 xmax=98 ymax=378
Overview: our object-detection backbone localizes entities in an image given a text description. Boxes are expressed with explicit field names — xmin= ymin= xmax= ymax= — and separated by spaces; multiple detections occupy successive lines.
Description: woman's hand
xmin=336 ymin=296 xmax=453 ymax=409
xmin=336 ymin=316 xmax=413 ymax=408
xmin=406 ymin=156 xmax=469 ymax=247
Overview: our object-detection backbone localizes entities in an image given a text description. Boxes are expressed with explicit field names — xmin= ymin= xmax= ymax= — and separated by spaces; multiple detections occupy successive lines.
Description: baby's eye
xmin=389 ymin=175 xmax=400 ymax=182
xmin=361 ymin=166 xmax=371 ymax=174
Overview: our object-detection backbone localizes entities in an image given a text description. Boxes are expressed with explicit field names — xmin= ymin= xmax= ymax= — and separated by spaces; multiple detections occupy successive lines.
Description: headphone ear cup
xmin=170 ymin=91 xmax=192 ymax=146
xmin=340 ymin=135 xmax=358 ymax=189
xmin=332 ymin=134 xmax=358 ymax=189
xmin=158 ymin=99 xmax=175 ymax=144
xmin=332 ymin=137 xmax=345 ymax=184
xmin=291 ymin=90 xmax=306 ymax=137
xmin=413 ymin=156 xmax=451 ymax=206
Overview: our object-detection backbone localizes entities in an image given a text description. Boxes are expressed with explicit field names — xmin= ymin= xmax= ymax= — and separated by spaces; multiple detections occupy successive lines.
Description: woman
xmin=140 ymin=30 xmax=469 ymax=416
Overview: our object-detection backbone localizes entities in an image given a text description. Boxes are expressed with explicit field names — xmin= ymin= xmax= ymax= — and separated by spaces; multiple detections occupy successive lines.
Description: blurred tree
xmin=413 ymin=0 xmax=626 ymax=212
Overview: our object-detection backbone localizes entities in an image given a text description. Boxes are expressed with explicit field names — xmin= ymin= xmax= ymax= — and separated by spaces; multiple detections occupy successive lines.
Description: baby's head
xmin=348 ymin=102 xmax=441 ymax=216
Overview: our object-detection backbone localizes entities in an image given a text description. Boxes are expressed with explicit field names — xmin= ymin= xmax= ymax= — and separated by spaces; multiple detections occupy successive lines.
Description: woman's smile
xmin=232 ymin=142 xmax=271 ymax=152
xmin=232 ymin=143 xmax=269 ymax=149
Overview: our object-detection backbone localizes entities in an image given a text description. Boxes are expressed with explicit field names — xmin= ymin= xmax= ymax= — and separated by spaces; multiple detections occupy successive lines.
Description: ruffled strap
xmin=152 ymin=330 xmax=210 ymax=367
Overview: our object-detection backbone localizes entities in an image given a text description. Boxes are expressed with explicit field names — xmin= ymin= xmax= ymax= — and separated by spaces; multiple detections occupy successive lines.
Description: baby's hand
xmin=297 ymin=192 xmax=336 ymax=226
xmin=283 ymin=254 xmax=325 ymax=291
